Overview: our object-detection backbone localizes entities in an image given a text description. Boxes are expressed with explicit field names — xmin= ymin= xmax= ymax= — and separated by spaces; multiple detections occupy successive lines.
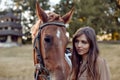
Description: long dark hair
xmin=70 ymin=26 xmax=99 ymax=80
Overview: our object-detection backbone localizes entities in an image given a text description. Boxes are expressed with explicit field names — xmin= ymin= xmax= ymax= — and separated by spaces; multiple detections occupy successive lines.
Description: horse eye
xmin=44 ymin=36 xmax=52 ymax=43
xmin=44 ymin=37 xmax=50 ymax=43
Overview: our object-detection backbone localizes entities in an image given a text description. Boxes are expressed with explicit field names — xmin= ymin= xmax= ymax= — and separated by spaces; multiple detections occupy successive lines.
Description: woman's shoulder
xmin=96 ymin=56 xmax=107 ymax=65
xmin=96 ymin=56 xmax=111 ymax=80
xmin=96 ymin=56 xmax=110 ymax=73
xmin=96 ymin=56 xmax=109 ymax=72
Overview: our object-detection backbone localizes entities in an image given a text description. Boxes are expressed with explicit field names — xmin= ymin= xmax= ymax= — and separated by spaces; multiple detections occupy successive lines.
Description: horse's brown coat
xmin=31 ymin=2 xmax=74 ymax=80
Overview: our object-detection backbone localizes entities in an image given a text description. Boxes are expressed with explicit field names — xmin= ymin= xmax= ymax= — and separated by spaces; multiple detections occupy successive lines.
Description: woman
xmin=69 ymin=27 xmax=110 ymax=80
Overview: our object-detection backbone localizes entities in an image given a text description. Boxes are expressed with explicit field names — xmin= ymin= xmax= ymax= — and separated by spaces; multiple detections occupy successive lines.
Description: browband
xmin=39 ymin=22 xmax=66 ymax=30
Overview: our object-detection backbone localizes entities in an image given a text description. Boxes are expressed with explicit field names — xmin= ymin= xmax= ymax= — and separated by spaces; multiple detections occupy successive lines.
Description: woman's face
xmin=75 ymin=34 xmax=90 ymax=56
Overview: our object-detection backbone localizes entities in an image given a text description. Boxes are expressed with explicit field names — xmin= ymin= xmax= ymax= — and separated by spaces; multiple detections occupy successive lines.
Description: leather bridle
xmin=33 ymin=22 xmax=66 ymax=80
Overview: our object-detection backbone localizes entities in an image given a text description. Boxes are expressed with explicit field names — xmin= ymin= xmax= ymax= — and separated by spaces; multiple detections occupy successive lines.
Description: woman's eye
xmin=75 ymin=40 xmax=79 ymax=43
xmin=81 ymin=40 xmax=87 ymax=44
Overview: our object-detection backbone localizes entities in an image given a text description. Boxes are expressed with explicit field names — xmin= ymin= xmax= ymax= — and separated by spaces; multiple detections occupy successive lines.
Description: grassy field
xmin=0 ymin=43 xmax=120 ymax=80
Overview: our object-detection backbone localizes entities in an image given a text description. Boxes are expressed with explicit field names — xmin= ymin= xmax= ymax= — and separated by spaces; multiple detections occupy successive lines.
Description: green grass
xmin=99 ymin=43 xmax=120 ymax=80
xmin=0 ymin=45 xmax=34 ymax=80
xmin=0 ymin=43 xmax=120 ymax=80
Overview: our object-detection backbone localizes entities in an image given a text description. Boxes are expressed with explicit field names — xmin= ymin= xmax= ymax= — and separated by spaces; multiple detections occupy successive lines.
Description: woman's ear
xmin=62 ymin=7 xmax=74 ymax=24
xmin=36 ymin=1 xmax=48 ymax=22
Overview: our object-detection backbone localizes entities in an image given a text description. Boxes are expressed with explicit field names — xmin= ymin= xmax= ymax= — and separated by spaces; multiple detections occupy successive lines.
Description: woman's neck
xmin=82 ymin=54 xmax=88 ymax=62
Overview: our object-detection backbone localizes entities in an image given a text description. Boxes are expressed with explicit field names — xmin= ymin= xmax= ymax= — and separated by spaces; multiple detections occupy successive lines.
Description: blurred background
xmin=0 ymin=0 xmax=120 ymax=80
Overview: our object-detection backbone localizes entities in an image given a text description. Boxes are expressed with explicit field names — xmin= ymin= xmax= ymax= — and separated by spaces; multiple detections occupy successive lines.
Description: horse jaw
xmin=49 ymin=60 xmax=68 ymax=80
xmin=50 ymin=71 xmax=66 ymax=80
xmin=50 ymin=44 xmax=69 ymax=80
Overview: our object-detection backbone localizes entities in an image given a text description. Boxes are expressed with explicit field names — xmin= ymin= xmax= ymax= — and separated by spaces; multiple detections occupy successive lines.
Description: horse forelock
xmin=47 ymin=12 xmax=64 ymax=22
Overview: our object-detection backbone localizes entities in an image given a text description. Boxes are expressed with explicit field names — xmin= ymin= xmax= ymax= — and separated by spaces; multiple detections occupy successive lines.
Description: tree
xmin=54 ymin=0 xmax=74 ymax=15
xmin=54 ymin=0 xmax=120 ymax=40
xmin=53 ymin=0 xmax=75 ymax=37
xmin=0 ymin=0 xmax=51 ymax=43
xmin=12 ymin=0 xmax=51 ymax=43
xmin=72 ymin=0 xmax=111 ymax=37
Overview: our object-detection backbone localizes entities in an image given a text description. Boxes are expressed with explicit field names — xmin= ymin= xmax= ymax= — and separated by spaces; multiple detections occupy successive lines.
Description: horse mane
xmin=31 ymin=12 xmax=64 ymax=43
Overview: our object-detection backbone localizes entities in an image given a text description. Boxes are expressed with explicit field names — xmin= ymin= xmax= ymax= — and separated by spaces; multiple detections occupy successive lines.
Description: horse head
xmin=32 ymin=2 xmax=74 ymax=80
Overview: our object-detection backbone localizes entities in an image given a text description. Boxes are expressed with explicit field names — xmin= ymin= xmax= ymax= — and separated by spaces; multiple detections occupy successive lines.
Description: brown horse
xmin=32 ymin=2 xmax=74 ymax=80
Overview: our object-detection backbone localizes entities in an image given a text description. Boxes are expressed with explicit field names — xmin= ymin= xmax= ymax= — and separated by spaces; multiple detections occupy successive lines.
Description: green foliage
xmin=70 ymin=0 xmax=109 ymax=36
xmin=0 ymin=0 xmax=51 ymax=44
xmin=67 ymin=19 xmax=83 ymax=37
xmin=54 ymin=0 xmax=75 ymax=37
xmin=54 ymin=0 xmax=120 ymax=39
xmin=12 ymin=0 xmax=51 ymax=43
xmin=1 ymin=0 xmax=120 ymax=41
xmin=54 ymin=0 xmax=74 ymax=15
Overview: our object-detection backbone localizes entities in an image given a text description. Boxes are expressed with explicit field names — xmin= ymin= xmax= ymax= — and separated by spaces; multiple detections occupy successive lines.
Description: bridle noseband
xmin=33 ymin=22 xmax=66 ymax=80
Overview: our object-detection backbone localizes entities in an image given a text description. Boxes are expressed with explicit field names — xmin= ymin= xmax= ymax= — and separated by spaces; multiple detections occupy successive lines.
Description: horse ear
xmin=36 ymin=2 xmax=48 ymax=22
xmin=62 ymin=7 xmax=74 ymax=24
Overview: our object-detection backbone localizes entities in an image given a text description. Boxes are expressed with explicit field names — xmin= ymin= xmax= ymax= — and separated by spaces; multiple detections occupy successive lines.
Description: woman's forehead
xmin=76 ymin=34 xmax=88 ymax=41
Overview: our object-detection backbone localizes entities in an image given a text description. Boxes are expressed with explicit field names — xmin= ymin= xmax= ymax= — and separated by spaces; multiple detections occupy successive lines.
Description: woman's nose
xmin=78 ymin=42 xmax=82 ymax=47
